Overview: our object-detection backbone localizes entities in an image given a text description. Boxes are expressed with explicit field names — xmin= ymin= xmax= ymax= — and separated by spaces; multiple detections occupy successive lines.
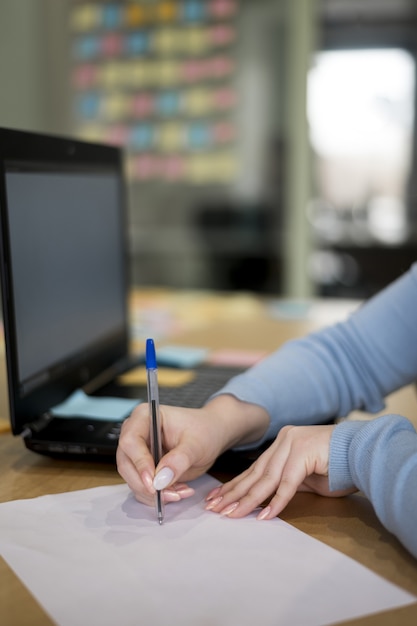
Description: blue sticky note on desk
xmin=157 ymin=345 xmax=209 ymax=368
xmin=51 ymin=390 xmax=140 ymax=421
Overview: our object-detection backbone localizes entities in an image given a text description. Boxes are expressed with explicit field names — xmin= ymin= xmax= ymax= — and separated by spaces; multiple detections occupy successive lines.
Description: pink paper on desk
xmin=207 ymin=348 xmax=267 ymax=367
xmin=0 ymin=475 xmax=415 ymax=626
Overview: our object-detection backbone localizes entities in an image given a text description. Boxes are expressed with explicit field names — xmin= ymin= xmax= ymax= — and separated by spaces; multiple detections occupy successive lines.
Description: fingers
xmin=117 ymin=403 xmax=209 ymax=506
xmin=206 ymin=425 xmax=334 ymax=521
xmin=206 ymin=443 xmax=291 ymax=518
xmin=116 ymin=405 xmax=155 ymax=501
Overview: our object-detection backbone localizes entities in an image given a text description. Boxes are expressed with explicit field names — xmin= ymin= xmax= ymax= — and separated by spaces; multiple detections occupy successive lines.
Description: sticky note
xmin=51 ymin=390 xmax=139 ymax=421
xmin=118 ymin=367 xmax=195 ymax=387
xmin=208 ymin=349 xmax=267 ymax=367
xmin=157 ymin=345 xmax=209 ymax=367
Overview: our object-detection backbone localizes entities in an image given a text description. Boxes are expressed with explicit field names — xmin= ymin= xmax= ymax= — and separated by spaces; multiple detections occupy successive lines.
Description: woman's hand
xmin=205 ymin=424 xmax=357 ymax=519
xmin=116 ymin=394 xmax=270 ymax=507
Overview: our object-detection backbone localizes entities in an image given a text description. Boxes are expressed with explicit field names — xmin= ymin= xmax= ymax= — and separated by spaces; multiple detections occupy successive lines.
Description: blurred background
xmin=1 ymin=0 xmax=417 ymax=298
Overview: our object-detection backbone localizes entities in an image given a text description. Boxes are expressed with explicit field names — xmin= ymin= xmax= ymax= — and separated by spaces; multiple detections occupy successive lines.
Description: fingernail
xmin=205 ymin=496 xmax=223 ymax=511
xmin=175 ymin=485 xmax=195 ymax=497
xmin=153 ymin=467 xmax=174 ymax=490
xmin=220 ymin=502 xmax=239 ymax=517
xmin=163 ymin=490 xmax=181 ymax=502
xmin=257 ymin=506 xmax=271 ymax=520
xmin=206 ymin=487 xmax=221 ymax=501
xmin=141 ymin=471 xmax=154 ymax=491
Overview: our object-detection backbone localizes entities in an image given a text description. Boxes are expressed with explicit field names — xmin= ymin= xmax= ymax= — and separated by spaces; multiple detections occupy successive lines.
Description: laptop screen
xmin=0 ymin=128 xmax=129 ymax=433
xmin=6 ymin=165 xmax=126 ymax=393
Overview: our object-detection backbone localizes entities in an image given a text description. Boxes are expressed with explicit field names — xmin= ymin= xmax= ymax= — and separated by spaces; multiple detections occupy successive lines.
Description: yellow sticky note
xmin=104 ymin=94 xmax=128 ymax=120
xmin=185 ymin=87 xmax=212 ymax=116
xmin=118 ymin=367 xmax=195 ymax=387
xmin=158 ymin=122 xmax=184 ymax=152
xmin=183 ymin=28 xmax=209 ymax=55
xmin=153 ymin=28 xmax=178 ymax=55
xmin=71 ymin=6 xmax=101 ymax=31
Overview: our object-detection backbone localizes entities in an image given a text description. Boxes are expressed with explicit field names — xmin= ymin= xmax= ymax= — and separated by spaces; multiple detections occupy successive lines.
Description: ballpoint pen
xmin=146 ymin=338 xmax=164 ymax=525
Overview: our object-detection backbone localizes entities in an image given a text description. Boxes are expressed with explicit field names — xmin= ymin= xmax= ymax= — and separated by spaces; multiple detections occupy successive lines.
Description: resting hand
xmin=116 ymin=395 xmax=269 ymax=507
xmin=205 ymin=424 xmax=357 ymax=519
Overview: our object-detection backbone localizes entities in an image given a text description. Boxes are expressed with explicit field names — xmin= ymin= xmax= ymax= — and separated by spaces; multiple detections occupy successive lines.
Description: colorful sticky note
xmin=101 ymin=4 xmax=122 ymax=30
xmin=51 ymin=389 xmax=139 ymax=421
xmin=183 ymin=27 xmax=209 ymax=54
xmin=182 ymin=0 xmax=206 ymax=22
xmin=101 ymin=33 xmax=123 ymax=57
xmin=162 ymin=155 xmax=186 ymax=181
xmin=70 ymin=6 xmax=101 ymax=32
xmin=76 ymin=93 xmax=101 ymax=120
xmin=72 ymin=64 xmax=98 ymax=89
xmin=73 ymin=35 xmax=100 ymax=60
xmin=156 ymin=90 xmax=180 ymax=116
xmin=103 ymin=94 xmax=128 ymax=120
xmin=153 ymin=28 xmax=178 ymax=54
xmin=157 ymin=345 xmax=209 ymax=367
xmin=119 ymin=367 xmax=196 ymax=387
xmin=209 ymin=0 xmax=238 ymax=19
xmin=156 ymin=1 xmax=178 ymax=22
xmin=125 ymin=32 xmax=149 ymax=56
xmin=208 ymin=349 xmax=267 ymax=367
xmin=158 ymin=122 xmax=184 ymax=152
xmin=209 ymin=24 xmax=236 ymax=46
xmin=187 ymin=122 xmax=211 ymax=149
xmin=129 ymin=124 xmax=155 ymax=150
xmin=131 ymin=93 xmax=154 ymax=117
xmin=184 ymin=87 xmax=211 ymax=116
xmin=125 ymin=3 xmax=148 ymax=27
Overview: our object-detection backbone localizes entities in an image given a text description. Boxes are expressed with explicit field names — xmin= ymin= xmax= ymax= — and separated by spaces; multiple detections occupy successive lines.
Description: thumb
xmin=153 ymin=446 xmax=195 ymax=490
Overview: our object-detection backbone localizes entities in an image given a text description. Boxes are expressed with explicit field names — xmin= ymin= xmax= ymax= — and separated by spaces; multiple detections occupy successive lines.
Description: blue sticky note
xmin=51 ymin=389 xmax=140 ymax=421
xmin=157 ymin=345 xmax=209 ymax=368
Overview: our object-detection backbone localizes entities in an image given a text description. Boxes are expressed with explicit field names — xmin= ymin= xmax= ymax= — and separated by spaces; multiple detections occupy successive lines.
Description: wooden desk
xmin=1 ymin=290 xmax=417 ymax=625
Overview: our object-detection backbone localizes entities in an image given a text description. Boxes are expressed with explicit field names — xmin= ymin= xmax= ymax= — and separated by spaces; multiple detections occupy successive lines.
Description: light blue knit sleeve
xmin=329 ymin=415 xmax=417 ymax=558
xmin=212 ymin=262 xmax=417 ymax=447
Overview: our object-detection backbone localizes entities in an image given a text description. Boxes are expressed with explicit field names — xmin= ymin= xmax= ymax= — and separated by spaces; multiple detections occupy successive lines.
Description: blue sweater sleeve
xmin=213 ymin=262 xmax=417 ymax=446
xmin=330 ymin=415 xmax=417 ymax=558
xmin=211 ymin=262 xmax=417 ymax=557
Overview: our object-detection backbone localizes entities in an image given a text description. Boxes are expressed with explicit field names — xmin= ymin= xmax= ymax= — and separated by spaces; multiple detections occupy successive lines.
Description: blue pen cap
xmin=146 ymin=338 xmax=157 ymax=369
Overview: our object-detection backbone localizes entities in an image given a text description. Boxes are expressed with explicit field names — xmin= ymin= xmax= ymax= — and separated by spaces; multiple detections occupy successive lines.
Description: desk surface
xmin=1 ymin=290 xmax=417 ymax=625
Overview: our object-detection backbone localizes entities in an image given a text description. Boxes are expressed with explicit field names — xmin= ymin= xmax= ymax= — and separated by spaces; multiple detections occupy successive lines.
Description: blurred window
xmin=307 ymin=48 xmax=415 ymax=245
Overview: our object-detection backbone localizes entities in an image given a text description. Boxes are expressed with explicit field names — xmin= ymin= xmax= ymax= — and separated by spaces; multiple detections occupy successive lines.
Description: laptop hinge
xmin=21 ymin=412 xmax=53 ymax=439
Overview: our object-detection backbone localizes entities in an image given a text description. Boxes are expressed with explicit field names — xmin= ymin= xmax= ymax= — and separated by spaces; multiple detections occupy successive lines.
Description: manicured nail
xmin=220 ymin=502 xmax=239 ymax=516
xmin=163 ymin=490 xmax=181 ymax=502
xmin=206 ymin=487 xmax=221 ymax=501
xmin=205 ymin=496 xmax=223 ymax=510
xmin=153 ymin=467 xmax=174 ymax=490
xmin=175 ymin=485 xmax=195 ymax=497
xmin=257 ymin=506 xmax=271 ymax=520
xmin=141 ymin=471 xmax=154 ymax=492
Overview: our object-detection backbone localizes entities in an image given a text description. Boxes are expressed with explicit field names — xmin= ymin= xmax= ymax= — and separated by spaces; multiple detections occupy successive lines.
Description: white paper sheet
xmin=0 ymin=475 xmax=415 ymax=626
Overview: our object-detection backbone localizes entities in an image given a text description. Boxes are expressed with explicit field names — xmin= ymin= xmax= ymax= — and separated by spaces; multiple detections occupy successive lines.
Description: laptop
xmin=0 ymin=127 xmax=249 ymax=465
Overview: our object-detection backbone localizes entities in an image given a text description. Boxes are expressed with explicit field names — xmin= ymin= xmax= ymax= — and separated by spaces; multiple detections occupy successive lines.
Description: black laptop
xmin=0 ymin=127 xmax=248 ymax=463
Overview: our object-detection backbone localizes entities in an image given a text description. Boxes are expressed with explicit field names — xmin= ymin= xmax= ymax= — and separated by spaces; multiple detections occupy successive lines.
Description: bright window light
xmin=307 ymin=48 xmax=415 ymax=243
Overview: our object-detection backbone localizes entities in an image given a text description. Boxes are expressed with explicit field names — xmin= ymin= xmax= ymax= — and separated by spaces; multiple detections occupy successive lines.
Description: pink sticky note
xmin=207 ymin=349 xmax=267 ymax=367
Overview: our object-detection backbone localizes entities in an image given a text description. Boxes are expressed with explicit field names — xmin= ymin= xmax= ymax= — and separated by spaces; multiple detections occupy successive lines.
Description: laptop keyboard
xmin=97 ymin=364 xmax=246 ymax=448
xmin=157 ymin=364 xmax=246 ymax=408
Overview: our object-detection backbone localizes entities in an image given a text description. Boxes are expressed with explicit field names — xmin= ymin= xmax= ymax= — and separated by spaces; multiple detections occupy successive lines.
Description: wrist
xmin=203 ymin=393 xmax=270 ymax=453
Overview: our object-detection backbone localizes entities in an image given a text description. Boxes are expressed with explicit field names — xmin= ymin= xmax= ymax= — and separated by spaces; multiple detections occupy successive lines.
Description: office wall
xmin=0 ymin=0 xmax=72 ymax=135
xmin=0 ymin=0 xmax=47 ymax=132
xmin=0 ymin=0 xmax=316 ymax=296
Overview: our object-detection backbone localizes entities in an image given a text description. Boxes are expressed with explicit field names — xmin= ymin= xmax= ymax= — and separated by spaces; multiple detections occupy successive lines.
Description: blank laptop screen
xmin=5 ymin=166 xmax=126 ymax=391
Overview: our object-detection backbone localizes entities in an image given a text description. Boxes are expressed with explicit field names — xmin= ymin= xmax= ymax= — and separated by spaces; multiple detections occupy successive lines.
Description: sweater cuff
xmin=329 ymin=420 xmax=367 ymax=491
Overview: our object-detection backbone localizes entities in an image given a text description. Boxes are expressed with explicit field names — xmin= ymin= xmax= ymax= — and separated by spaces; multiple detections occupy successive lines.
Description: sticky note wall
xmin=70 ymin=1 xmax=239 ymax=184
